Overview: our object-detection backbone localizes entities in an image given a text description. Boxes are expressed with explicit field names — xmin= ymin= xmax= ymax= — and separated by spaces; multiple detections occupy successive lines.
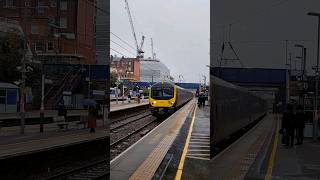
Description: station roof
xmin=0 ymin=82 xmax=18 ymax=89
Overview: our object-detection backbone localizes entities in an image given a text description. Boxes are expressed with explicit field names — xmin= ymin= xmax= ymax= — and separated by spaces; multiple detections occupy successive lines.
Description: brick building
xmin=110 ymin=56 xmax=140 ymax=82
xmin=0 ymin=0 xmax=96 ymax=64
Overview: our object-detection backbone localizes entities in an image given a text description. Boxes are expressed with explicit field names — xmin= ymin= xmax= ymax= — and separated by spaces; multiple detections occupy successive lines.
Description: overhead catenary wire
xmin=111 ymin=40 xmax=136 ymax=56
xmin=110 ymin=32 xmax=136 ymax=51
xmin=110 ymin=48 xmax=126 ymax=57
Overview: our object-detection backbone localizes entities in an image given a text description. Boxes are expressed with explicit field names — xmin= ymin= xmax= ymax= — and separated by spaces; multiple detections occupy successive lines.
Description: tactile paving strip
xmin=186 ymin=133 xmax=210 ymax=160
xmin=224 ymin=116 xmax=276 ymax=179
xmin=129 ymin=135 xmax=175 ymax=180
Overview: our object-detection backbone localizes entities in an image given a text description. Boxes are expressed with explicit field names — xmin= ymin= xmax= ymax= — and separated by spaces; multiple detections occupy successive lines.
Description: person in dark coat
xmin=57 ymin=101 xmax=67 ymax=122
xmin=128 ymin=93 xmax=131 ymax=103
xmin=294 ymin=105 xmax=306 ymax=145
xmin=88 ymin=106 xmax=97 ymax=133
xmin=198 ymin=93 xmax=204 ymax=107
xmin=282 ymin=104 xmax=295 ymax=147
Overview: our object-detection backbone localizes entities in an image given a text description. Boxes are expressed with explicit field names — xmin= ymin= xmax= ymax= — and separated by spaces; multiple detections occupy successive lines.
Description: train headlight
xmin=153 ymin=101 xmax=156 ymax=104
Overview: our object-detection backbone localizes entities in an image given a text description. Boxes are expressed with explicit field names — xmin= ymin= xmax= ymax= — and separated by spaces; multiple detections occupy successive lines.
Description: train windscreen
xmin=151 ymin=87 xmax=174 ymax=100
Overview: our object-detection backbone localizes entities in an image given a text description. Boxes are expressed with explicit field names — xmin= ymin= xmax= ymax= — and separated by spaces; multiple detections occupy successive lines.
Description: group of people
xmin=281 ymin=104 xmax=306 ymax=146
xmin=198 ymin=93 xmax=206 ymax=107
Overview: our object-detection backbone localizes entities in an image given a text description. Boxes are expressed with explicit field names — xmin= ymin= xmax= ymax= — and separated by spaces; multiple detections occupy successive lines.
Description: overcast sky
xmin=212 ymin=0 xmax=320 ymax=74
xmin=110 ymin=0 xmax=210 ymax=83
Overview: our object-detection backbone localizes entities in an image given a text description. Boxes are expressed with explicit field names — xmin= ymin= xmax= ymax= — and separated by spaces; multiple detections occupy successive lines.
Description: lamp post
xmin=20 ymin=38 xmax=27 ymax=135
xmin=40 ymin=63 xmax=45 ymax=132
xmin=294 ymin=44 xmax=307 ymax=111
xmin=307 ymin=12 xmax=320 ymax=141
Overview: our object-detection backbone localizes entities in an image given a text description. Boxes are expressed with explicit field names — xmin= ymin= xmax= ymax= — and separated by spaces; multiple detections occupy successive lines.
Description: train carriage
xmin=210 ymin=75 xmax=268 ymax=155
xmin=149 ymin=82 xmax=193 ymax=116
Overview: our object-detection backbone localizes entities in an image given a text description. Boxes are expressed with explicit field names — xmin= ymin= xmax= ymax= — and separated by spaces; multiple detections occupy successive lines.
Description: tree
xmin=0 ymin=32 xmax=40 ymax=87
xmin=0 ymin=32 xmax=23 ymax=83
xmin=110 ymin=71 xmax=118 ymax=88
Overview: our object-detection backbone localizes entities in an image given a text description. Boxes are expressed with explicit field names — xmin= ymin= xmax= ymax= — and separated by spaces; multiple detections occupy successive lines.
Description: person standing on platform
xmin=282 ymin=104 xmax=295 ymax=147
xmin=137 ymin=92 xmax=141 ymax=104
xmin=57 ymin=100 xmax=67 ymax=122
xmin=128 ymin=93 xmax=131 ymax=103
xmin=294 ymin=105 xmax=306 ymax=145
xmin=88 ymin=106 xmax=97 ymax=133
xmin=317 ymin=109 xmax=320 ymax=140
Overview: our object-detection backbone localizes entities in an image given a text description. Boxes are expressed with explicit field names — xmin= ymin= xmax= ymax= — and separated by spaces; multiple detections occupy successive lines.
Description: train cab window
xmin=151 ymin=87 xmax=173 ymax=100
xmin=163 ymin=88 xmax=173 ymax=98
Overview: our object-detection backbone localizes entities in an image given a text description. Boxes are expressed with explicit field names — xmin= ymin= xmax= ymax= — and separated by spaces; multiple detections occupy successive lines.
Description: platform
xmin=0 ymin=127 xmax=107 ymax=160
xmin=176 ymin=112 xmax=320 ymax=179
xmin=178 ymin=114 xmax=276 ymax=179
xmin=110 ymin=100 xmax=149 ymax=112
xmin=110 ymin=99 xmax=195 ymax=180
xmin=269 ymin=120 xmax=320 ymax=179
xmin=0 ymin=109 xmax=87 ymax=120
xmin=0 ymin=117 xmax=106 ymax=137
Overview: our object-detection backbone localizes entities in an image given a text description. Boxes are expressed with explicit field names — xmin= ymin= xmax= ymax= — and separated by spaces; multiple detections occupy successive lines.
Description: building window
xmin=6 ymin=89 xmax=17 ymax=105
xmin=5 ymin=0 xmax=14 ymax=7
xmin=25 ymin=1 xmax=30 ymax=7
xmin=0 ymin=89 xmax=6 ymax=105
xmin=35 ymin=41 xmax=45 ymax=52
xmin=47 ymin=41 xmax=54 ymax=51
xmin=59 ymin=17 xmax=67 ymax=28
xmin=30 ymin=25 xmax=39 ymax=34
xmin=60 ymin=0 xmax=67 ymax=10
xmin=37 ymin=2 xmax=45 ymax=14
xmin=48 ymin=16 xmax=55 ymax=24
xmin=50 ymin=0 xmax=56 ymax=7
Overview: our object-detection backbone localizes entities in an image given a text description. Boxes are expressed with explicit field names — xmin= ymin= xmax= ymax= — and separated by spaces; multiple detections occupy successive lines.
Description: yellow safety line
xmin=174 ymin=104 xmax=197 ymax=180
xmin=265 ymin=114 xmax=280 ymax=180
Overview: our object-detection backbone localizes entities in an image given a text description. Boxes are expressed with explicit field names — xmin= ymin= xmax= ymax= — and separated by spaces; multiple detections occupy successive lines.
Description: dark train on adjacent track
xmin=149 ymin=82 xmax=193 ymax=116
xmin=210 ymin=75 xmax=268 ymax=154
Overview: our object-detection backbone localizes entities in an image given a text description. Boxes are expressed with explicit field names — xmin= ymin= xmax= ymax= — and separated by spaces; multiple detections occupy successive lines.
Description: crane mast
xmin=151 ymin=38 xmax=155 ymax=60
xmin=124 ymin=0 xmax=144 ymax=58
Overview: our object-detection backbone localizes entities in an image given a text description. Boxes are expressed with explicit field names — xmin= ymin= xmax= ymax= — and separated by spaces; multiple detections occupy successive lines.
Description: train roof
xmin=212 ymin=75 xmax=264 ymax=98
xmin=152 ymin=81 xmax=175 ymax=88
xmin=151 ymin=81 xmax=188 ymax=90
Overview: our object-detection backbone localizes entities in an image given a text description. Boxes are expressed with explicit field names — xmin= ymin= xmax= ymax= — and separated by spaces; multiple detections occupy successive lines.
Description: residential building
xmin=0 ymin=0 xmax=96 ymax=64
xmin=110 ymin=56 xmax=140 ymax=81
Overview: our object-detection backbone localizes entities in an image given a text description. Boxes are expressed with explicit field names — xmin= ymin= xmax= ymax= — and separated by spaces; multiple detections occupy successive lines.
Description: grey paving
xmin=182 ymin=114 xmax=275 ymax=180
xmin=272 ymin=138 xmax=320 ymax=180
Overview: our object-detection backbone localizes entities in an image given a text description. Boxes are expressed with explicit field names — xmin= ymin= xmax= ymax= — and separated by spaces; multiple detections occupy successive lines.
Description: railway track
xmin=110 ymin=111 xmax=152 ymax=131
xmin=110 ymin=109 xmax=150 ymax=124
xmin=110 ymin=109 xmax=159 ymax=159
xmin=110 ymin=117 xmax=157 ymax=148
xmin=45 ymin=160 xmax=108 ymax=180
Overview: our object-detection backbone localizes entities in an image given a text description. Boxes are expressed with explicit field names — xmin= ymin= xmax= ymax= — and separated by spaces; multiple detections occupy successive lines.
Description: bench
xmin=75 ymin=120 xmax=87 ymax=129
xmin=57 ymin=122 xmax=69 ymax=130
xmin=75 ymin=116 xmax=87 ymax=129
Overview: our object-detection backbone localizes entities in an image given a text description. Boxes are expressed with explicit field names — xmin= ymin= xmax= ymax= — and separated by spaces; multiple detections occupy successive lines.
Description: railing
xmin=44 ymin=70 xmax=72 ymax=102
xmin=0 ymin=17 xmax=19 ymax=25
xmin=47 ymin=68 xmax=83 ymax=109
xmin=44 ymin=69 xmax=73 ymax=108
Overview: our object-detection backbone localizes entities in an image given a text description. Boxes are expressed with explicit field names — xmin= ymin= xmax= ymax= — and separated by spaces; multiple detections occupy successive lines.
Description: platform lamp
xmin=294 ymin=44 xmax=305 ymax=109
xmin=307 ymin=12 xmax=320 ymax=141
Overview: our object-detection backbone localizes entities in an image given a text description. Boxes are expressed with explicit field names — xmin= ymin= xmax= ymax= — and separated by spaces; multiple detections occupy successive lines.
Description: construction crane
xmin=124 ymin=0 xmax=145 ymax=58
xmin=151 ymin=38 xmax=156 ymax=60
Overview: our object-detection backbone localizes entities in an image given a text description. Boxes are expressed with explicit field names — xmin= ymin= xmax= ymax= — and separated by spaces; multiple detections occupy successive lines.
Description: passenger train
xmin=210 ymin=75 xmax=268 ymax=154
xmin=149 ymin=82 xmax=193 ymax=116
